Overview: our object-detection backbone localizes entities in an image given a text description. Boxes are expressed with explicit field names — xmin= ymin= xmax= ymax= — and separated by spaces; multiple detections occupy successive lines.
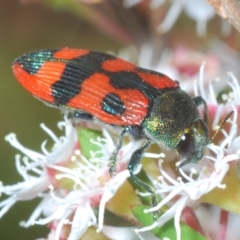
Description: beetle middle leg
xmin=109 ymin=126 xmax=142 ymax=176
xmin=128 ymin=140 xmax=159 ymax=219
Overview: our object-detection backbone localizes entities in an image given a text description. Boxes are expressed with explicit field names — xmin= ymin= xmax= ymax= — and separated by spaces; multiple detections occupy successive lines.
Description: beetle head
xmin=142 ymin=89 xmax=208 ymax=165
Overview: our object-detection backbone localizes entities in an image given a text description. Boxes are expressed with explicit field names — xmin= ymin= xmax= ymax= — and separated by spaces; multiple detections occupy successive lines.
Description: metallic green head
xmin=142 ymin=89 xmax=208 ymax=166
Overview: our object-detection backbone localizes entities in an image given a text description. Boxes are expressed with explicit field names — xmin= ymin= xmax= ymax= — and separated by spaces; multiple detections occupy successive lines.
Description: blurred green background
xmin=0 ymin=0 xmax=121 ymax=238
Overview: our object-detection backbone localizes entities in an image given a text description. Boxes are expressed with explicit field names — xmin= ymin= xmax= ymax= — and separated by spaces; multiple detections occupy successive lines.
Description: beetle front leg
xmin=128 ymin=140 xmax=159 ymax=220
xmin=193 ymin=96 xmax=208 ymax=125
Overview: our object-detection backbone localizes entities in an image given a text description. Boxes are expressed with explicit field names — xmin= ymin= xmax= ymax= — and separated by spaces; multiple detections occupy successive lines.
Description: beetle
xmin=12 ymin=47 xmax=212 ymax=214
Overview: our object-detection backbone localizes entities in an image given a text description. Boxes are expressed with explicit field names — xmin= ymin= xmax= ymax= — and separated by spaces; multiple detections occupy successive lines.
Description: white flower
xmin=123 ymin=0 xmax=230 ymax=36
xmin=0 ymin=118 xmax=145 ymax=240
xmin=0 ymin=119 xmax=76 ymax=225
xmin=157 ymin=0 xmax=215 ymax=36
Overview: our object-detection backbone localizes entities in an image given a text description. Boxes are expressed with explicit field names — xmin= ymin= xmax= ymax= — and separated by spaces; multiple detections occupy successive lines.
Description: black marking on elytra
xmin=51 ymin=51 xmax=115 ymax=105
xmin=107 ymin=71 xmax=160 ymax=100
xmin=101 ymin=93 xmax=125 ymax=115
xmin=135 ymin=66 xmax=166 ymax=77
xmin=49 ymin=50 xmax=177 ymax=108
xmin=14 ymin=49 xmax=56 ymax=75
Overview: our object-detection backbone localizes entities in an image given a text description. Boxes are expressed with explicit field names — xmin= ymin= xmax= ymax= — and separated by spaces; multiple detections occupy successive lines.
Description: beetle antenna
xmin=208 ymin=111 xmax=234 ymax=144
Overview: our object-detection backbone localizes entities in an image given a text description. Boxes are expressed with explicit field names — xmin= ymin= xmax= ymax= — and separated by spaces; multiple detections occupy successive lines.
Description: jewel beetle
xmin=12 ymin=48 xmax=213 ymax=211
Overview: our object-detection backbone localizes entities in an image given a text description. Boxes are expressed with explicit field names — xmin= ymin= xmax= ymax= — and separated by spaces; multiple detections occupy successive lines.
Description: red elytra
xmin=12 ymin=48 xmax=179 ymax=126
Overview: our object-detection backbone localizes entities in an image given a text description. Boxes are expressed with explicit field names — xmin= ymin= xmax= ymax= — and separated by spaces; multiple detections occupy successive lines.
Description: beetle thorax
xmin=142 ymin=88 xmax=200 ymax=149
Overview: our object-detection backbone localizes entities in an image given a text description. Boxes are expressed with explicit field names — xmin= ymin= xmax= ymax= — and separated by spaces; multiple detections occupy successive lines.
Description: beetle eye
xmin=176 ymin=132 xmax=195 ymax=157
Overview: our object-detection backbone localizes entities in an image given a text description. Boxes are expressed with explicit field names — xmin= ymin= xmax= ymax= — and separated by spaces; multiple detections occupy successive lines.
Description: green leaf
xmin=132 ymin=205 xmax=207 ymax=240
xmin=106 ymin=180 xmax=142 ymax=225
xmin=77 ymin=127 xmax=103 ymax=160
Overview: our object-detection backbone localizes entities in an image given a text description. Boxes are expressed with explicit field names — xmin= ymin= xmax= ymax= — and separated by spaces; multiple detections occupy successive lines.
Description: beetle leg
xmin=193 ymin=96 xmax=208 ymax=125
xmin=178 ymin=150 xmax=204 ymax=168
xmin=72 ymin=111 xmax=93 ymax=121
xmin=109 ymin=127 xmax=129 ymax=176
xmin=128 ymin=140 xmax=159 ymax=220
